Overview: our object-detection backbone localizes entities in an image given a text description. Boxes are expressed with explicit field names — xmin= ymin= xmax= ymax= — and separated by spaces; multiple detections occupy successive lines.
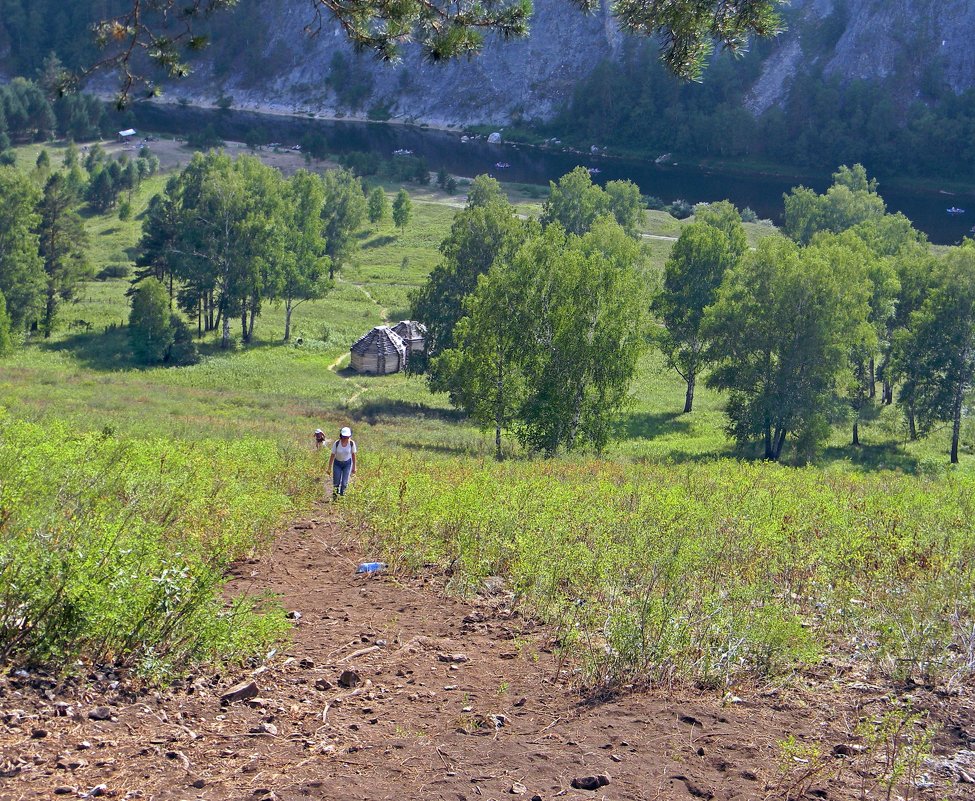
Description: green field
xmin=2 ymin=138 xmax=973 ymax=688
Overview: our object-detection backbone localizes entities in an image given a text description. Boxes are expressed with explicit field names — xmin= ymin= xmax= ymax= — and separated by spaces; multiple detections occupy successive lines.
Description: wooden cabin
xmin=350 ymin=326 xmax=407 ymax=375
xmin=391 ymin=320 xmax=428 ymax=357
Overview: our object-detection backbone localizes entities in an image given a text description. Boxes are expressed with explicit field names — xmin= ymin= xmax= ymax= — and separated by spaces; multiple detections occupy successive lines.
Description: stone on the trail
xmin=437 ymin=653 xmax=469 ymax=663
xmin=252 ymin=722 xmax=278 ymax=736
xmin=314 ymin=678 xmax=333 ymax=691
xmin=286 ymin=610 xmax=302 ymax=621
xmin=299 ymin=658 xmax=315 ymax=669
xmin=30 ymin=727 xmax=47 ymax=738
xmin=338 ymin=669 xmax=361 ymax=689
xmin=88 ymin=784 xmax=108 ymax=797
xmin=481 ymin=576 xmax=506 ymax=595
xmin=294 ymin=522 xmax=314 ymax=530
xmin=220 ymin=680 xmax=259 ymax=705
xmin=531 ymin=796 xmax=542 ymax=801
xmin=53 ymin=787 xmax=75 ymax=795
xmin=570 ymin=774 xmax=611 ymax=791
xmin=246 ymin=698 xmax=269 ymax=708
xmin=87 ymin=706 xmax=112 ymax=721
xmin=190 ymin=777 xmax=206 ymax=789
xmin=77 ymin=741 xmax=92 ymax=750
xmin=510 ymin=781 xmax=528 ymax=795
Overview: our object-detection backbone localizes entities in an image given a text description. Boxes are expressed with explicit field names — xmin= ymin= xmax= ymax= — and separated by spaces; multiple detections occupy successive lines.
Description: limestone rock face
xmin=167 ymin=0 xmax=975 ymax=125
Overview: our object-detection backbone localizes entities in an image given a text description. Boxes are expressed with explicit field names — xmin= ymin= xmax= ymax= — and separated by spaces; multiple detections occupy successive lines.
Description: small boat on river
xmin=947 ymin=206 xmax=966 ymax=214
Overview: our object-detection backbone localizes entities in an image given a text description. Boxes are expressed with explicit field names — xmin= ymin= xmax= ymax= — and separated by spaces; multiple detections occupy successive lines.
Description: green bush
xmin=367 ymin=103 xmax=393 ymax=121
xmin=0 ymin=412 xmax=311 ymax=678
xmin=129 ymin=278 xmax=172 ymax=363
xmin=166 ymin=315 xmax=199 ymax=366
xmin=96 ymin=263 xmax=131 ymax=280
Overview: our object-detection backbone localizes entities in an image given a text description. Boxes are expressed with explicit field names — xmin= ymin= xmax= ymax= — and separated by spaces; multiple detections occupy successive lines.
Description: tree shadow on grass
xmin=619 ymin=410 xmax=693 ymax=440
xmin=361 ymin=234 xmax=397 ymax=249
xmin=413 ymin=441 xmax=484 ymax=457
xmin=819 ymin=442 xmax=925 ymax=474
xmin=350 ymin=398 xmax=466 ymax=425
xmin=41 ymin=328 xmax=139 ymax=371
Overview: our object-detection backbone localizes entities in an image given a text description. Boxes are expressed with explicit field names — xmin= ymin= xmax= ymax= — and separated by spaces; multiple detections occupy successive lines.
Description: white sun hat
xmin=340 ymin=427 xmax=352 ymax=437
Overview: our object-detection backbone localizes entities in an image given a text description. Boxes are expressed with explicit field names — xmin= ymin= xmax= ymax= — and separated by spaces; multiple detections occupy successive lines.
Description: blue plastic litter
xmin=356 ymin=561 xmax=386 ymax=574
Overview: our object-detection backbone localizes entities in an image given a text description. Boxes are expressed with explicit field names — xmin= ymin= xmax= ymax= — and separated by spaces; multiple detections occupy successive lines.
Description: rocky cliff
xmin=162 ymin=0 xmax=975 ymax=126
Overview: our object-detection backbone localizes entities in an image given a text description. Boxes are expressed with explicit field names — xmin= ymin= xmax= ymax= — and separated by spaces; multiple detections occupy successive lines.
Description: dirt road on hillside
xmin=1 ymin=511 xmax=972 ymax=800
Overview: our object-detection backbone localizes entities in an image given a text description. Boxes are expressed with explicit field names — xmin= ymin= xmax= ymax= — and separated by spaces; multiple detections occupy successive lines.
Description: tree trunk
xmin=43 ymin=291 xmax=56 ymax=338
xmin=197 ymin=298 xmax=202 ymax=338
xmin=852 ymin=420 xmax=860 ymax=447
xmin=683 ymin=370 xmax=695 ymax=414
xmin=247 ymin=302 xmax=256 ymax=341
xmin=951 ymin=385 xmax=963 ymax=464
xmin=221 ymin=308 xmax=231 ymax=349
xmin=907 ymin=406 xmax=917 ymax=441
xmin=241 ymin=310 xmax=249 ymax=342
xmin=284 ymin=298 xmax=293 ymax=342
xmin=772 ymin=427 xmax=787 ymax=460
xmin=763 ymin=422 xmax=774 ymax=460
xmin=868 ymin=357 xmax=876 ymax=399
xmin=883 ymin=379 xmax=892 ymax=405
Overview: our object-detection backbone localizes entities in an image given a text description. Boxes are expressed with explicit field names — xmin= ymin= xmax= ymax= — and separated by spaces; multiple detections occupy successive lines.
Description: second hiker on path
xmin=327 ymin=426 xmax=357 ymax=499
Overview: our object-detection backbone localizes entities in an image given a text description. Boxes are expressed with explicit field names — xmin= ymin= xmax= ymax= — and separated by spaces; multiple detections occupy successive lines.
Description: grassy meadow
xmin=2 ymin=136 xmax=974 ymax=689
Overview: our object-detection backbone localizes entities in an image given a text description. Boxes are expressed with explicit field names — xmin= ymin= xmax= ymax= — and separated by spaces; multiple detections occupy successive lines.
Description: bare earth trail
xmin=2 ymin=511 xmax=972 ymax=800
xmin=326 ymin=278 xmax=389 ymax=406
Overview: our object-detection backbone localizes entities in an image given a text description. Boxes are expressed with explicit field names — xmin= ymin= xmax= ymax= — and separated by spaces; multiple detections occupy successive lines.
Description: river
xmin=130 ymin=104 xmax=975 ymax=246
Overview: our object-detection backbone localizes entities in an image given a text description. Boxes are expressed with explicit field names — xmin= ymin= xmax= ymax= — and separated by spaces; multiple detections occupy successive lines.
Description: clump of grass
xmin=0 ymin=410 xmax=318 ymax=680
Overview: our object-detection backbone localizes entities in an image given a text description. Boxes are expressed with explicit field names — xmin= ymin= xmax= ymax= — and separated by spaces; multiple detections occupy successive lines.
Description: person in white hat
xmin=313 ymin=428 xmax=326 ymax=450
xmin=327 ymin=426 xmax=357 ymax=498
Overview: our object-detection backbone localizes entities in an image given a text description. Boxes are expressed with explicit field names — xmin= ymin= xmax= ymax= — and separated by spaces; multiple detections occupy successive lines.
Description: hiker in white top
xmin=327 ymin=426 xmax=357 ymax=498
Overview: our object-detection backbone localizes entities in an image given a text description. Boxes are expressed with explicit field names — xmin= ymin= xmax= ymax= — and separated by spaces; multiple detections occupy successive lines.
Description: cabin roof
xmin=350 ymin=326 xmax=407 ymax=358
xmin=391 ymin=320 xmax=428 ymax=340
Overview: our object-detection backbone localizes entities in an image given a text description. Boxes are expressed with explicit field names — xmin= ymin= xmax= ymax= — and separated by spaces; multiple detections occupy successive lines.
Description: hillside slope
xmin=160 ymin=0 xmax=975 ymax=126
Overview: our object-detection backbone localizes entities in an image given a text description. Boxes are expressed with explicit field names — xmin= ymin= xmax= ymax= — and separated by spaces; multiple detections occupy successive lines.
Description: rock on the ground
xmin=437 ymin=653 xmax=469 ymax=663
xmin=338 ymin=670 xmax=360 ymax=689
xmin=220 ymin=680 xmax=259 ymax=705
xmin=571 ymin=774 xmax=611 ymax=791
xmin=87 ymin=706 xmax=112 ymax=721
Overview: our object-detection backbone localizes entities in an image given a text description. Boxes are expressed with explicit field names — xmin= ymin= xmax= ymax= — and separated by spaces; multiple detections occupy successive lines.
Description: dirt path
xmin=326 ymin=278 xmax=389 ymax=406
xmin=1 ymin=511 xmax=971 ymax=800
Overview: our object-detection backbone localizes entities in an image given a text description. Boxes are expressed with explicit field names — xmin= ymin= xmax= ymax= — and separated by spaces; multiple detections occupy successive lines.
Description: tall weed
xmin=0 ymin=411 xmax=315 ymax=678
